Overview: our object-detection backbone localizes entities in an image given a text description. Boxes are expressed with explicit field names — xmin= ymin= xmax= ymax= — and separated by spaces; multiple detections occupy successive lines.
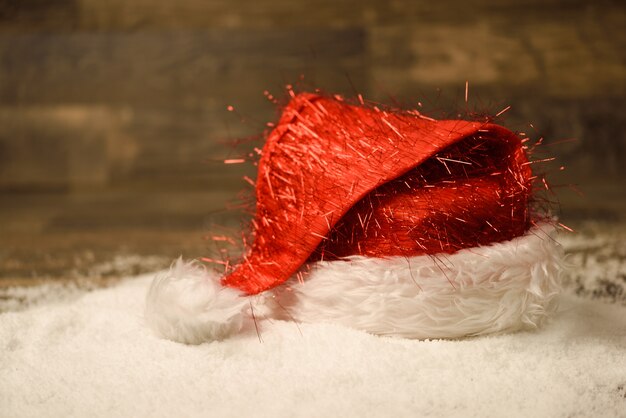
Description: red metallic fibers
xmin=221 ymin=93 xmax=533 ymax=295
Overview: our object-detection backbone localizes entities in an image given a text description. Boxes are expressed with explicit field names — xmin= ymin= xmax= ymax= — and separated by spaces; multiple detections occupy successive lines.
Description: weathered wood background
xmin=1 ymin=0 xmax=624 ymax=192
xmin=0 ymin=0 xmax=624 ymax=283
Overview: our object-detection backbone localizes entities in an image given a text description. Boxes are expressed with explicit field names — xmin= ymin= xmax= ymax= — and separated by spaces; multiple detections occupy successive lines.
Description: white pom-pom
xmin=145 ymin=258 xmax=248 ymax=344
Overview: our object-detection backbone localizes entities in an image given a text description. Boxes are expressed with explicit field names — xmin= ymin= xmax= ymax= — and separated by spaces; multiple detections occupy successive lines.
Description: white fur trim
xmin=145 ymin=258 xmax=247 ymax=344
xmin=258 ymin=225 xmax=563 ymax=338
xmin=146 ymin=227 xmax=562 ymax=343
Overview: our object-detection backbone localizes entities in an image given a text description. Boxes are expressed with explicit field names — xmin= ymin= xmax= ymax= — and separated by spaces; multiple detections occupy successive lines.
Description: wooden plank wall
xmin=0 ymin=0 xmax=624 ymax=195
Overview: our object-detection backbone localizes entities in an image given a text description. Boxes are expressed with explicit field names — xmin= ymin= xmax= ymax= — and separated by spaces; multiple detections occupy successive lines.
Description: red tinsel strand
xmin=221 ymin=93 xmax=533 ymax=295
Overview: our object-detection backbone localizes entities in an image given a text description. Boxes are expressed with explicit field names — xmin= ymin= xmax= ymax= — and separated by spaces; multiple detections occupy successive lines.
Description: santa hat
xmin=145 ymin=93 xmax=563 ymax=344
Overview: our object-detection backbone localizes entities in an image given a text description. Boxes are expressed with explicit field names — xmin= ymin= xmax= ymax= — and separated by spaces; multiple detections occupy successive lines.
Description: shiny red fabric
xmin=221 ymin=93 xmax=532 ymax=295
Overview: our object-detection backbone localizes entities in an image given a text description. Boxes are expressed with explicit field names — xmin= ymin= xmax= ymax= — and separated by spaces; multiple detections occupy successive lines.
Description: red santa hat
xmin=145 ymin=93 xmax=563 ymax=344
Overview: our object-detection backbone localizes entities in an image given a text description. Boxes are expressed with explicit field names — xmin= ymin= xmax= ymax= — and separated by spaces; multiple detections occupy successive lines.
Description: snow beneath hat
xmin=1 ymin=273 xmax=625 ymax=418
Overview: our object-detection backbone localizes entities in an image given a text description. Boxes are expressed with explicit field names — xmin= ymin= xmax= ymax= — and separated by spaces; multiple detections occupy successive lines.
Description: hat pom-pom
xmin=145 ymin=258 xmax=248 ymax=344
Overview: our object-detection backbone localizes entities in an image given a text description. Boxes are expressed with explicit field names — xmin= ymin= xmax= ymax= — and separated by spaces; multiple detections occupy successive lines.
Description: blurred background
xmin=0 ymin=1 xmax=624 ymax=298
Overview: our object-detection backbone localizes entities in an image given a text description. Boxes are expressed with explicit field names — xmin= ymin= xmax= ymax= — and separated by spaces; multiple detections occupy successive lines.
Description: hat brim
xmin=255 ymin=224 xmax=563 ymax=338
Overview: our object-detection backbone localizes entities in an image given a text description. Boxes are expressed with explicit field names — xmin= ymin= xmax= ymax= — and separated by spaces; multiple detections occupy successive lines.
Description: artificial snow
xmin=1 ymin=272 xmax=625 ymax=418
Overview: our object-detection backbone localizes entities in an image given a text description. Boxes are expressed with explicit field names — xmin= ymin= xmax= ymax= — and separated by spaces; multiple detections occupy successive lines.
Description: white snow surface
xmin=1 ymin=273 xmax=625 ymax=418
